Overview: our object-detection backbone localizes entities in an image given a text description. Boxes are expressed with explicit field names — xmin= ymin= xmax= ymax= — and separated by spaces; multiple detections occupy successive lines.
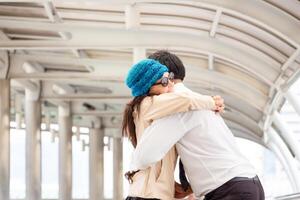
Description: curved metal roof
xmin=1 ymin=0 xmax=300 ymax=145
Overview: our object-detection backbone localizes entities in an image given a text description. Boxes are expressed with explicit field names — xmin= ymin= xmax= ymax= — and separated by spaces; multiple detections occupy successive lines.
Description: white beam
xmin=0 ymin=80 xmax=10 ymax=200
xmin=43 ymin=0 xmax=71 ymax=40
xmin=0 ymin=19 xmax=279 ymax=81
xmin=11 ymin=72 xmax=124 ymax=81
xmin=43 ymin=0 xmax=60 ymax=23
xmin=210 ymin=8 xmax=222 ymax=37
xmin=10 ymin=48 xmax=274 ymax=88
xmin=125 ymin=4 xmax=140 ymax=30
xmin=266 ymin=128 xmax=300 ymax=192
xmin=77 ymin=50 xmax=95 ymax=72
xmin=273 ymin=111 xmax=300 ymax=161
xmin=281 ymin=48 xmax=300 ymax=71
xmin=9 ymin=52 xmax=45 ymax=99
xmin=133 ymin=47 xmax=146 ymax=63
xmin=11 ymin=69 xmax=267 ymax=113
xmin=23 ymin=61 xmax=44 ymax=73
xmin=285 ymin=90 xmax=300 ymax=117
xmin=12 ymin=53 xmax=131 ymax=68
xmin=6 ymin=33 xmax=59 ymax=40
xmin=267 ymin=141 xmax=297 ymax=191
xmin=125 ymin=4 xmax=146 ymax=63
xmin=13 ymin=80 xmax=38 ymax=91
xmin=2 ymin=0 xmax=300 ymax=46
xmin=52 ymin=83 xmax=76 ymax=95
xmin=50 ymin=0 xmax=299 ymax=44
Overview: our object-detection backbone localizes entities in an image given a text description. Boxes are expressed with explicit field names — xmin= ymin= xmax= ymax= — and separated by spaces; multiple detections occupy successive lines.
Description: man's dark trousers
xmin=204 ymin=176 xmax=265 ymax=200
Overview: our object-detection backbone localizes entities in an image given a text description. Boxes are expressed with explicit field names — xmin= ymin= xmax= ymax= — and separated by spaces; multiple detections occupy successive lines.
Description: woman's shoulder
xmin=140 ymin=96 xmax=154 ymax=109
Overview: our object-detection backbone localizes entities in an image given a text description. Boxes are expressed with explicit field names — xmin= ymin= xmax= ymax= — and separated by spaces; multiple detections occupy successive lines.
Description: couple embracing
xmin=122 ymin=50 xmax=265 ymax=200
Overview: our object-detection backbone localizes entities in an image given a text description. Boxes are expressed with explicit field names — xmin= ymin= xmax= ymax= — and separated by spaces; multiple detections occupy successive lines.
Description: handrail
xmin=275 ymin=193 xmax=300 ymax=200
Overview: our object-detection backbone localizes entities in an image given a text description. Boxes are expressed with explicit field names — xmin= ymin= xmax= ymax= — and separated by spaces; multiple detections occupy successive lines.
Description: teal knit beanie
xmin=126 ymin=59 xmax=168 ymax=97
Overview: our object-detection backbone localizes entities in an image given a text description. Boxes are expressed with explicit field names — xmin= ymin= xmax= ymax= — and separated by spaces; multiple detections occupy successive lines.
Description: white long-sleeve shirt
xmin=127 ymin=84 xmax=216 ymax=199
xmin=130 ymin=83 xmax=256 ymax=198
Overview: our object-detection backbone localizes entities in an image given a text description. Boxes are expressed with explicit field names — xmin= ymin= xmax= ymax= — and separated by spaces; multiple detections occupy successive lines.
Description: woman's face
xmin=149 ymin=72 xmax=174 ymax=95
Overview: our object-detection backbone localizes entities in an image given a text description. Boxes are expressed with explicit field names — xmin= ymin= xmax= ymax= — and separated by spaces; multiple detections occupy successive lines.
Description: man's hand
xmin=174 ymin=181 xmax=193 ymax=199
xmin=212 ymin=95 xmax=225 ymax=113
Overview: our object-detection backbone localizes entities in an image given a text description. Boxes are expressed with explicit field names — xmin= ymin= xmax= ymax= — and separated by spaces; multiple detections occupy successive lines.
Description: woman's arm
xmin=144 ymin=92 xmax=216 ymax=122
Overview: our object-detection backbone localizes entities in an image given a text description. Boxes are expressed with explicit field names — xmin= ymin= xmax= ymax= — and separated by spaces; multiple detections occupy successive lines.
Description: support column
xmin=113 ymin=136 xmax=123 ymax=200
xmin=58 ymin=103 xmax=72 ymax=200
xmin=125 ymin=4 xmax=146 ymax=63
xmin=25 ymin=88 xmax=41 ymax=200
xmin=125 ymin=4 xmax=140 ymax=30
xmin=273 ymin=111 xmax=300 ymax=161
xmin=0 ymin=80 xmax=10 ymax=200
xmin=89 ymin=118 xmax=104 ymax=200
xmin=266 ymin=128 xmax=300 ymax=192
xmin=15 ymin=94 xmax=22 ymax=129
xmin=133 ymin=48 xmax=146 ymax=63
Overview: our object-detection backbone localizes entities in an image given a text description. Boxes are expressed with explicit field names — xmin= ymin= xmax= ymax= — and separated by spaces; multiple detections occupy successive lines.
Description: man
xmin=129 ymin=50 xmax=265 ymax=200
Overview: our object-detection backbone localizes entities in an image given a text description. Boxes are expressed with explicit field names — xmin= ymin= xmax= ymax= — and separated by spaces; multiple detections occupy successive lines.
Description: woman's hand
xmin=212 ymin=95 xmax=225 ymax=113
xmin=174 ymin=181 xmax=193 ymax=199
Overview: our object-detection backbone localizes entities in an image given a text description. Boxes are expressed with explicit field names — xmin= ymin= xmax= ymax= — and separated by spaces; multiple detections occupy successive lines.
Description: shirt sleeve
xmin=144 ymin=92 xmax=215 ymax=123
xmin=129 ymin=111 xmax=202 ymax=171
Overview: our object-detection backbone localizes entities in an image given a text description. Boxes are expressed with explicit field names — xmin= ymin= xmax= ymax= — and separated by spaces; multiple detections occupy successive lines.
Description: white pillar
xmin=285 ymin=90 xmax=300 ymax=117
xmin=113 ymin=136 xmax=123 ymax=200
xmin=25 ymin=88 xmax=41 ymax=200
xmin=273 ymin=111 xmax=300 ymax=161
xmin=266 ymin=128 xmax=300 ymax=192
xmin=58 ymin=103 xmax=72 ymax=200
xmin=125 ymin=4 xmax=146 ymax=63
xmin=125 ymin=5 xmax=140 ymax=30
xmin=45 ymin=113 xmax=51 ymax=131
xmin=0 ymin=80 xmax=10 ymax=200
xmin=15 ymin=94 xmax=22 ymax=129
xmin=133 ymin=48 xmax=146 ymax=63
xmin=89 ymin=118 xmax=104 ymax=200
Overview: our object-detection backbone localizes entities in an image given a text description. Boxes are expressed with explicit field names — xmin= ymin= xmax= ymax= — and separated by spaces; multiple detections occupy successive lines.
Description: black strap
xmin=125 ymin=170 xmax=140 ymax=184
xmin=179 ymin=159 xmax=190 ymax=191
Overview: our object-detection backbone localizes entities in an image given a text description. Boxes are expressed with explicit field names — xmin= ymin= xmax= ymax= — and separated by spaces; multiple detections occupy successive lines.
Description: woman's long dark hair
xmin=122 ymin=94 xmax=151 ymax=148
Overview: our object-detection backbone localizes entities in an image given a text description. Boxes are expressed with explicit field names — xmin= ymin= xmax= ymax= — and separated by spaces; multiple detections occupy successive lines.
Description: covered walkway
xmin=0 ymin=1 xmax=300 ymax=200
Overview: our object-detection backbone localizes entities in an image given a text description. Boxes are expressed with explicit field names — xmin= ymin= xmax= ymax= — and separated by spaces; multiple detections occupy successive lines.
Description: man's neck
xmin=174 ymin=79 xmax=183 ymax=84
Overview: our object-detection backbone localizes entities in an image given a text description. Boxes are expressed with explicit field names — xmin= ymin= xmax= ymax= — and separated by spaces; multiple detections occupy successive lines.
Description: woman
xmin=122 ymin=59 xmax=222 ymax=200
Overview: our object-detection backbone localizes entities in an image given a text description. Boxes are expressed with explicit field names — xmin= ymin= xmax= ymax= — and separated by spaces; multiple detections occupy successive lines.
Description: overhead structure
xmin=0 ymin=0 xmax=300 ymax=199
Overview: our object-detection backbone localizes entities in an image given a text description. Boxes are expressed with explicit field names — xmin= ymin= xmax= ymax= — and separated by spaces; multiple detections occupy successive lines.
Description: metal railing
xmin=275 ymin=193 xmax=300 ymax=200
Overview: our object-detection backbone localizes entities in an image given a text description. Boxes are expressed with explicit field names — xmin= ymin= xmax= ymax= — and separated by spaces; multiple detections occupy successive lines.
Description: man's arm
xmin=129 ymin=111 xmax=201 ymax=171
